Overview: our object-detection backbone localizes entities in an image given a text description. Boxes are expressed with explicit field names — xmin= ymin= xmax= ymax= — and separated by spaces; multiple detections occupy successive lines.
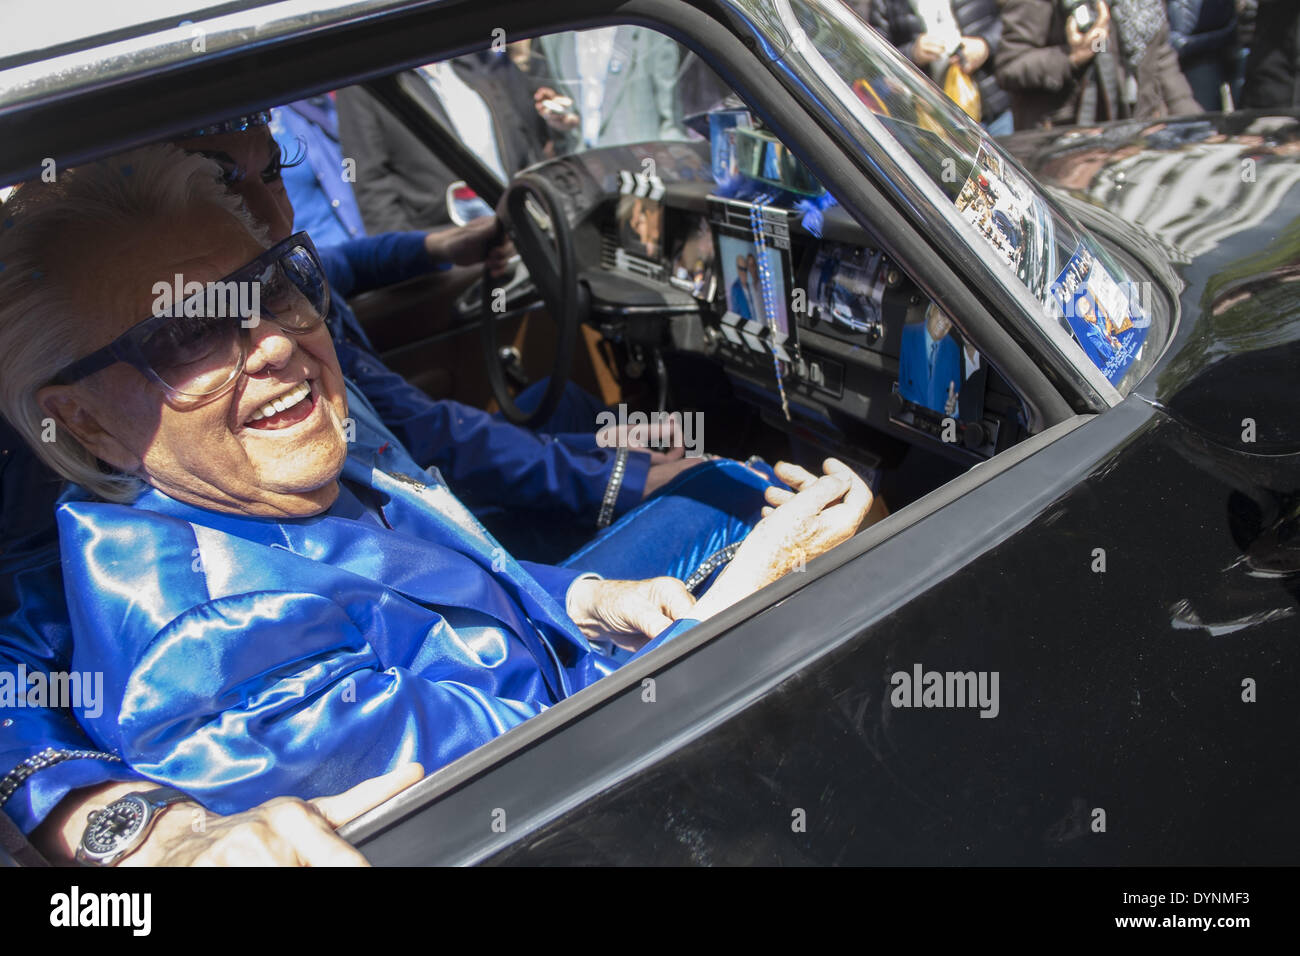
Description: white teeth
xmin=248 ymin=381 xmax=312 ymax=422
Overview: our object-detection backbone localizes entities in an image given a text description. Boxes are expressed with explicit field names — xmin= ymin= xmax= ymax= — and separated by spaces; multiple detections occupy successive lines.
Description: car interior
xmin=336 ymin=26 xmax=1033 ymax=536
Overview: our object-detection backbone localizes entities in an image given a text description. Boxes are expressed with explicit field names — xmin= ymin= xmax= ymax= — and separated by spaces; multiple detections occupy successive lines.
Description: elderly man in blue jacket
xmin=0 ymin=115 xmax=790 ymax=863
xmin=0 ymin=146 xmax=869 ymax=857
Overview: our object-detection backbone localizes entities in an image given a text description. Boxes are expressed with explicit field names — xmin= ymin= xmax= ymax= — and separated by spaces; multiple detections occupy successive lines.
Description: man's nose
xmin=235 ymin=180 xmax=293 ymax=242
xmin=243 ymin=318 xmax=296 ymax=375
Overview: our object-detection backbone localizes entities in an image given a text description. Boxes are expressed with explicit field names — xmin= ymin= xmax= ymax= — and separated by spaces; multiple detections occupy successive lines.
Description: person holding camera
xmin=870 ymin=0 xmax=1016 ymax=135
xmin=998 ymin=0 xmax=1198 ymax=129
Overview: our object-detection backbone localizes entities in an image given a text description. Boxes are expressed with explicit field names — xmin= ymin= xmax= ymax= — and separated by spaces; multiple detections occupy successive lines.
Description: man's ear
xmin=35 ymin=384 xmax=141 ymax=474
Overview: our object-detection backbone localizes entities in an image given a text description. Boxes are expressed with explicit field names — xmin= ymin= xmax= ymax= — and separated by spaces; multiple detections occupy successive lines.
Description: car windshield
xmin=761 ymin=0 xmax=1165 ymax=396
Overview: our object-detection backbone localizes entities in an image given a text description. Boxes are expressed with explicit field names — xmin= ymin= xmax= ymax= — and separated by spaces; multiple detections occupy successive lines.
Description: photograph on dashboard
xmin=810 ymin=243 xmax=886 ymax=335
xmin=896 ymin=302 xmax=986 ymax=422
xmin=669 ymin=214 xmax=717 ymax=300
xmin=616 ymin=194 xmax=664 ymax=260
xmin=718 ymin=232 xmax=789 ymax=336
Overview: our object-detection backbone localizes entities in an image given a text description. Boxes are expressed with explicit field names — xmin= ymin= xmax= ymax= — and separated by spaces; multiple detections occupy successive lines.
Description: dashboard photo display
xmin=669 ymin=214 xmax=717 ymax=300
xmin=718 ymin=232 xmax=790 ymax=337
xmin=895 ymin=303 xmax=986 ymax=423
xmin=809 ymin=243 xmax=886 ymax=335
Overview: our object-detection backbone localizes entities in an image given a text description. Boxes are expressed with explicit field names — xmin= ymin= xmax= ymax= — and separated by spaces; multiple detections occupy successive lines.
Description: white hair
xmin=0 ymin=144 xmax=268 ymax=502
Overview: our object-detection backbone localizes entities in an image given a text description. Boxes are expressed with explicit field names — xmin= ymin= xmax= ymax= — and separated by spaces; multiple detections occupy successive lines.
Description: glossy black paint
xmin=474 ymin=405 xmax=1298 ymax=865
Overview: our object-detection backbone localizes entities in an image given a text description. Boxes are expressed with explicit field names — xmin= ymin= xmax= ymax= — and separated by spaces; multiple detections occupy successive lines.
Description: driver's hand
xmin=597 ymin=414 xmax=686 ymax=463
xmin=644 ymin=456 xmax=705 ymax=497
xmin=425 ymin=217 xmax=515 ymax=277
xmin=593 ymin=415 xmax=716 ymax=497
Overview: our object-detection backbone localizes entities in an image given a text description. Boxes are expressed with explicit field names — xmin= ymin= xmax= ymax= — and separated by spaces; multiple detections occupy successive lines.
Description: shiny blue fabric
xmin=273 ymin=100 xmax=368 ymax=248
xmin=0 ymin=235 xmax=747 ymax=830
xmin=564 ymin=457 xmax=777 ymax=583
xmin=1 ymin=427 xmax=144 ymax=833
xmin=1 ymin=401 xmax=769 ymax=828
xmin=51 ymin=383 xmax=691 ymax=815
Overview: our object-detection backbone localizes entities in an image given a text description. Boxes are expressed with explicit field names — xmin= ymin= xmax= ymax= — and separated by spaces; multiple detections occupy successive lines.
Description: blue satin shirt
xmin=53 ymin=383 xmax=690 ymax=816
xmin=1 ymin=234 xmax=649 ymax=831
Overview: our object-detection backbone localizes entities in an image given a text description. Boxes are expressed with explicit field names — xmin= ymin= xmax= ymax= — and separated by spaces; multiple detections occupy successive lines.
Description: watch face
xmin=82 ymin=795 xmax=149 ymax=857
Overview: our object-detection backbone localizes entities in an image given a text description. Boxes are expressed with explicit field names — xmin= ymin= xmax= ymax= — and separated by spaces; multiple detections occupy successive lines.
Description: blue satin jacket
xmin=53 ymin=383 xmax=688 ymax=816
xmin=0 ymin=234 xmax=646 ymax=831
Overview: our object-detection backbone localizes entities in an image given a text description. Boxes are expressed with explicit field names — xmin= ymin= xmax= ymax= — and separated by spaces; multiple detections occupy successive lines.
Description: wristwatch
xmin=75 ymin=786 xmax=189 ymax=866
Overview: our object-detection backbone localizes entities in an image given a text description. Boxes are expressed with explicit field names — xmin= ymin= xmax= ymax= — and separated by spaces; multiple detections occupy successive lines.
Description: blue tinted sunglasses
xmin=52 ymin=232 xmax=329 ymax=405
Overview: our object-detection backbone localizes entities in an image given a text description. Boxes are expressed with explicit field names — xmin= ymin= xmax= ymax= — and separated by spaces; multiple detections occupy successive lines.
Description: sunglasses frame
xmin=51 ymin=231 xmax=329 ymax=405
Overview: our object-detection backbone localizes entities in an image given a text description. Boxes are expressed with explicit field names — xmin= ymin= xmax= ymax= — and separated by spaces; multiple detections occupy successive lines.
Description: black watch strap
xmin=139 ymin=786 xmax=188 ymax=810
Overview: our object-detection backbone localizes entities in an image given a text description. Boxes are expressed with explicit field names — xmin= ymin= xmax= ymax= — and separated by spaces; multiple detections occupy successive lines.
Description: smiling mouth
xmin=244 ymin=380 xmax=317 ymax=430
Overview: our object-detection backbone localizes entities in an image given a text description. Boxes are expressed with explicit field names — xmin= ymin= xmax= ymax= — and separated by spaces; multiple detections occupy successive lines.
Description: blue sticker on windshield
xmin=1050 ymin=243 xmax=1149 ymax=384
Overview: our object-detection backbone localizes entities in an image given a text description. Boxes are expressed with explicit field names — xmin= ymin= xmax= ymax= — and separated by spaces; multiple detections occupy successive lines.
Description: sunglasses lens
xmin=140 ymin=313 xmax=242 ymax=397
xmin=256 ymin=241 xmax=329 ymax=331
xmin=56 ymin=235 xmax=329 ymax=402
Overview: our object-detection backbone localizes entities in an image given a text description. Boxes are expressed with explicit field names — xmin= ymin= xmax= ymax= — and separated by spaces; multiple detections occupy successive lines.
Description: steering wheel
xmin=483 ymin=173 xmax=582 ymax=428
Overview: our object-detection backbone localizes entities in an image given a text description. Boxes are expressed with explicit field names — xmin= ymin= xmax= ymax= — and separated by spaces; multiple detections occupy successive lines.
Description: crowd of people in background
xmin=867 ymin=0 xmax=1294 ymax=131
xmin=278 ymin=30 xmax=710 ymax=239
xmin=270 ymin=1 xmax=1299 ymax=248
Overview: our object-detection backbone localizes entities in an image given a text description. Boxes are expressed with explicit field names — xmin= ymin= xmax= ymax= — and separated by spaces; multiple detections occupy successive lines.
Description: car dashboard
xmin=526 ymin=141 xmax=1030 ymax=468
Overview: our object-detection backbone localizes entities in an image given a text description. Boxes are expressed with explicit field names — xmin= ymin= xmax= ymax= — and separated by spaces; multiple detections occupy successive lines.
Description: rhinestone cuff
xmin=683 ymin=542 xmax=743 ymax=593
xmin=0 ymin=747 xmax=123 ymax=810
xmin=597 ymin=448 xmax=629 ymax=529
